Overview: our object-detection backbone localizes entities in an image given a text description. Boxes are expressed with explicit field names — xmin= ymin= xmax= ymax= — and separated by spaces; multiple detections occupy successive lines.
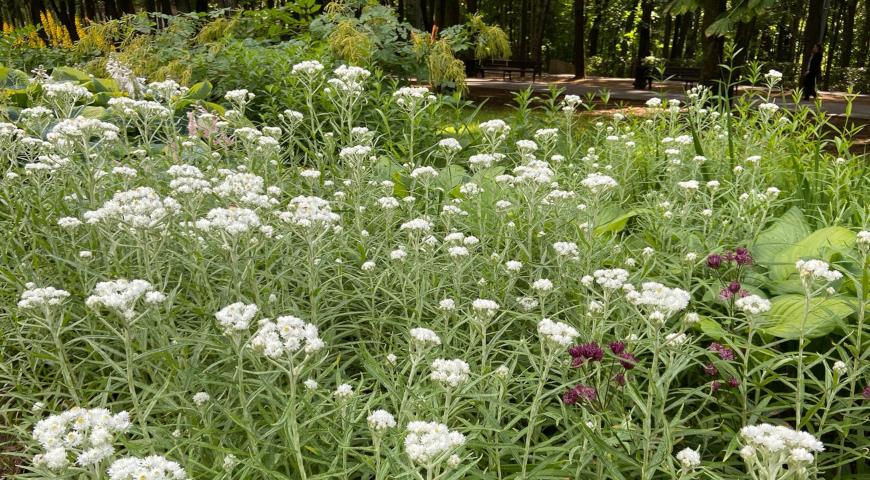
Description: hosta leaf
xmin=752 ymin=206 xmax=811 ymax=265
xmin=435 ymin=164 xmax=467 ymax=193
xmin=84 ymin=77 xmax=120 ymax=93
xmin=185 ymin=80 xmax=213 ymax=100
xmin=758 ymin=294 xmax=856 ymax=339
xmin=79 ymin=106 xmax=107 ymax=119
xmin=594 ymin=208 xmax=649 ymax=235
xmin=51 ymin=66 xmax=91 ymax=83
xmin=769 ymin=226 xmax=856 ymax=281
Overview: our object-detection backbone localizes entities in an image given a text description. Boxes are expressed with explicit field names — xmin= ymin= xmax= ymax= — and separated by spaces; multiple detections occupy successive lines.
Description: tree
xmin=801 ymin=0 xmax=828 ymax=73
xmin=573 ymin=0 xmax=585 ymax=78
xmin=632 ymin=0 xmax=652 ymax=88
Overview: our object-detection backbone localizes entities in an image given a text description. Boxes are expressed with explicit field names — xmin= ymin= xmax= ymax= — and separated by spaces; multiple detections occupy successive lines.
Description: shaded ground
xmin=467 ymin=75 xmax=870 ymax=152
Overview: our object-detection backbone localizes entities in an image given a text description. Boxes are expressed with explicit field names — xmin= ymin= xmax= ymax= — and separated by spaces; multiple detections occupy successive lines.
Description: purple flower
xmin=614 ymin=372 xmax=626 ymax=386
xmin=718 ymin=289 xmax=733 ymax=300
xmin=711 ymin=380 xmax=721 ymax=393
xmin=863 ymin=385 xmax=870 ymax=400
xmin=562 ymin=387 xmax=580 ymax=405
xmin=569 ymin=342 xmax=604 ymax=366
xmin=575 ymin=384 xmax=598 ymax=402
xmin=609 ymin=341 xmax=626 ymax=355
xmin=727 ymin=281 xmax=742 ymax=293
xmin=706 ymin=254 xmax=723 ymax=269
xmin=709 ymin=343 xmax=735 ymax=361
xmin=563 ymin=384 xmax=598 ymax=405
xmin=703 ymin=363 xmax=719 ymax=377
xmin=734 ymin=247 xmax=753 ymax=266
xmin=619 ymin=353 xmax=638 ymax=370
xmin=727 ymin=377 xmax=740 ymax=388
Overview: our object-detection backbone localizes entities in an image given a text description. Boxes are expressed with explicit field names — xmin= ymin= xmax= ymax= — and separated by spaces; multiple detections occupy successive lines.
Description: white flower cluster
xmin=472 ymin=298 xmax=499 ymax=318
xmin=367 ymin=409 xmax=397 ymax=431
xmin=537 ymin=318 xmax=579 ymax=346
xmin=430 ymin=358 xmax=470 ymax=387
xmin=249 ymin=315 xmax=324 ymax=358
xmin=215 ymin=302 xmax=258 ymax=334
xmin=552 ymin=241 xmax=580 ymax=257
xmin=18 ymin=283 xmax=70 ymax=309
xmin=437 ymin=137 xmax=462 ymax=153
xmin=580 ymin=173 xmax=618 ymax=193
xmin=107 ymin=455 xmax=187 ymax=480
xmin=86 ymin=279 xmax=164 ymax=319
xmin=593 ymin=268 xmax=629 ymax=289
xmin=400 ymin=217 xmax=433 ymax=233
xmin=291 ymin=60 xmax=325 ymax=76
xmin=32 ymin=407 xmax=130 ymax=470
xmin=194 ymin=207 xmax=271 ymax=236
xmin=281 ymin=196 xmax=341 ymax=228
xmin=24 ymin=154 xmax=70 ymax=173
xmin=478 ymin=119 xmax=510 ymax=146
xmin=735 ymin=295 xmax=772 ymax=315
xmin=626 ymin=282 xmax=691 ymax=317
xmin=108 ymin=97 xmax=171 ymax=119
xmin=213 ymin=170 xmax=277 ymax=208
xmin=410 ymin=327 xmax=441 ymax=346
xmin=561 ymin=94 xmax=583 ymax=113
xmin=83 ymin=187 xmax=180 ymax=230
xmin=393 ymin=86 xmax=435 ymax=110
xmin=328 ymin=65 xmax=371 ymax=95
xmin=167 ymin=164 xmax=211 ymax=195
xmin=404 ymin=421 xmax=465 ymax=465
xmin=739 ymin=424 xmax=824 ymax=472
xmin=468 ymin=153 xmax=503 ymax=169
xmin=225 ymin=88 xmax=255 ymax=105
xmin=513 ymin=159 xmax=554 ymax=185
xmin=796 ymin=259 xmax=842 ymax=283
xmin=47 ymin=117 xmax=119 ymax=145
xmin=675 ymin=447 xmax=701 ymax=469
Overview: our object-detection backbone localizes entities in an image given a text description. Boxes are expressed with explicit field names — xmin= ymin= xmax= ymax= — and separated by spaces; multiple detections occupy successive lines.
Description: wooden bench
xmin=644 ymin=65 xmax=701 ymax=89
xmin=477 ymin=60 xmax=543 ymax=82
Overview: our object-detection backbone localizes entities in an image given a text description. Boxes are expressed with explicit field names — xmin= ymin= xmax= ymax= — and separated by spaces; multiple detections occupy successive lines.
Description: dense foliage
xmin=0 ymin=52 xmax=868 ymax=480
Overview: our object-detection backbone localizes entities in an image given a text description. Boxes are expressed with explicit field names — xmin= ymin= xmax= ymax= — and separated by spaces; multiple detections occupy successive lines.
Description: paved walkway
xmin=467 ymin=75 xmax=870 ymax=120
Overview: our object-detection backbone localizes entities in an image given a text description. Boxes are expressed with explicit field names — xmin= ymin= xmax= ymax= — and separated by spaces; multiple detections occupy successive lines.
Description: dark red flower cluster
xmin=706 ymin=247 xmax=753 ymax=269
xmin=563 ymin=384 xmax=598 ymax=405
xmin=569 ymin=342 xmax=604 ymax=367
xmin=708 ymin=342 xmax=735 ymax=361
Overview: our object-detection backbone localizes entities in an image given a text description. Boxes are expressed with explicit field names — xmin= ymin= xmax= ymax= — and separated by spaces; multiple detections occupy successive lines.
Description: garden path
xmin=467 ymin=75 xmax=870 ymax=120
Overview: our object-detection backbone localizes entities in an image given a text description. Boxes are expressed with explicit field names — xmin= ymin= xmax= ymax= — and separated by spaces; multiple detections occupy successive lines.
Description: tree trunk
xmin=466 ymin=0 xmax=478 ymax=15
xmin=823 ymin=0 xmax=842 ymax=88
xmin=530 ymin=0 xmax=550 ymax=63
xmin=733 ymin=17 xmax=756 ymax=73
xmin=588 ymin=0 xmax=604 ymax=57
xmin=670 ymin=14 xmax=686 ymax=60
xmin=684 ymin=11 xmax=701 ymax=60
xmin=620 ymin=0 xmax=639 ymax=75
xmin=801 ymin=0 xmax=828 ymax=72
xmin=573 ymin=0 xmax=585 ymax=78
xmin=632 ymin=0 xmax=652 ymax=88
xmin=859 ymin=0 xmax=870 ymax=66
xmin=838 ymin=0 xmax=857 ymax=67
xmin=195 ymin=0 xmax=210 ymax=11
xmin=698 ymin=0 xmax=726 ymax=86
xmin=662 ymin=14 xmax=672 ymax=59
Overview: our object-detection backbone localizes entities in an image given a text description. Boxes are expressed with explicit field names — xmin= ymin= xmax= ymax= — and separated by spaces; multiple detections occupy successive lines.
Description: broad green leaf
xmin=185 ymin=81 xmax=213 ymax=100
xmin=696 ymin=315 xmax=726 ymax=340
xmin=769 ymin=226 xmax=856 ymax=281
xmin=594 ymin=208 xmax=649 ymax=235
xmin=51 ymin=66 xmax=91 ymax=83
xmin=79 ymin=106 xmax=107 ymax=119
xmin=435 ymin=164 xmax=467 ymax=193
xmin=752 ymin=206 xmax=811 ymax=265
xmin=84 ymin=78 xmax=120 ymax=93
xmin=758 ymin=294 xmax=856 ymax=339
xmin=200 ymin=101 xmax=225 ymax=115
xmin=0 ymin=66 xmax=29 ymax=88
xmin=92 ymin=91 xmax=124 ymax=107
